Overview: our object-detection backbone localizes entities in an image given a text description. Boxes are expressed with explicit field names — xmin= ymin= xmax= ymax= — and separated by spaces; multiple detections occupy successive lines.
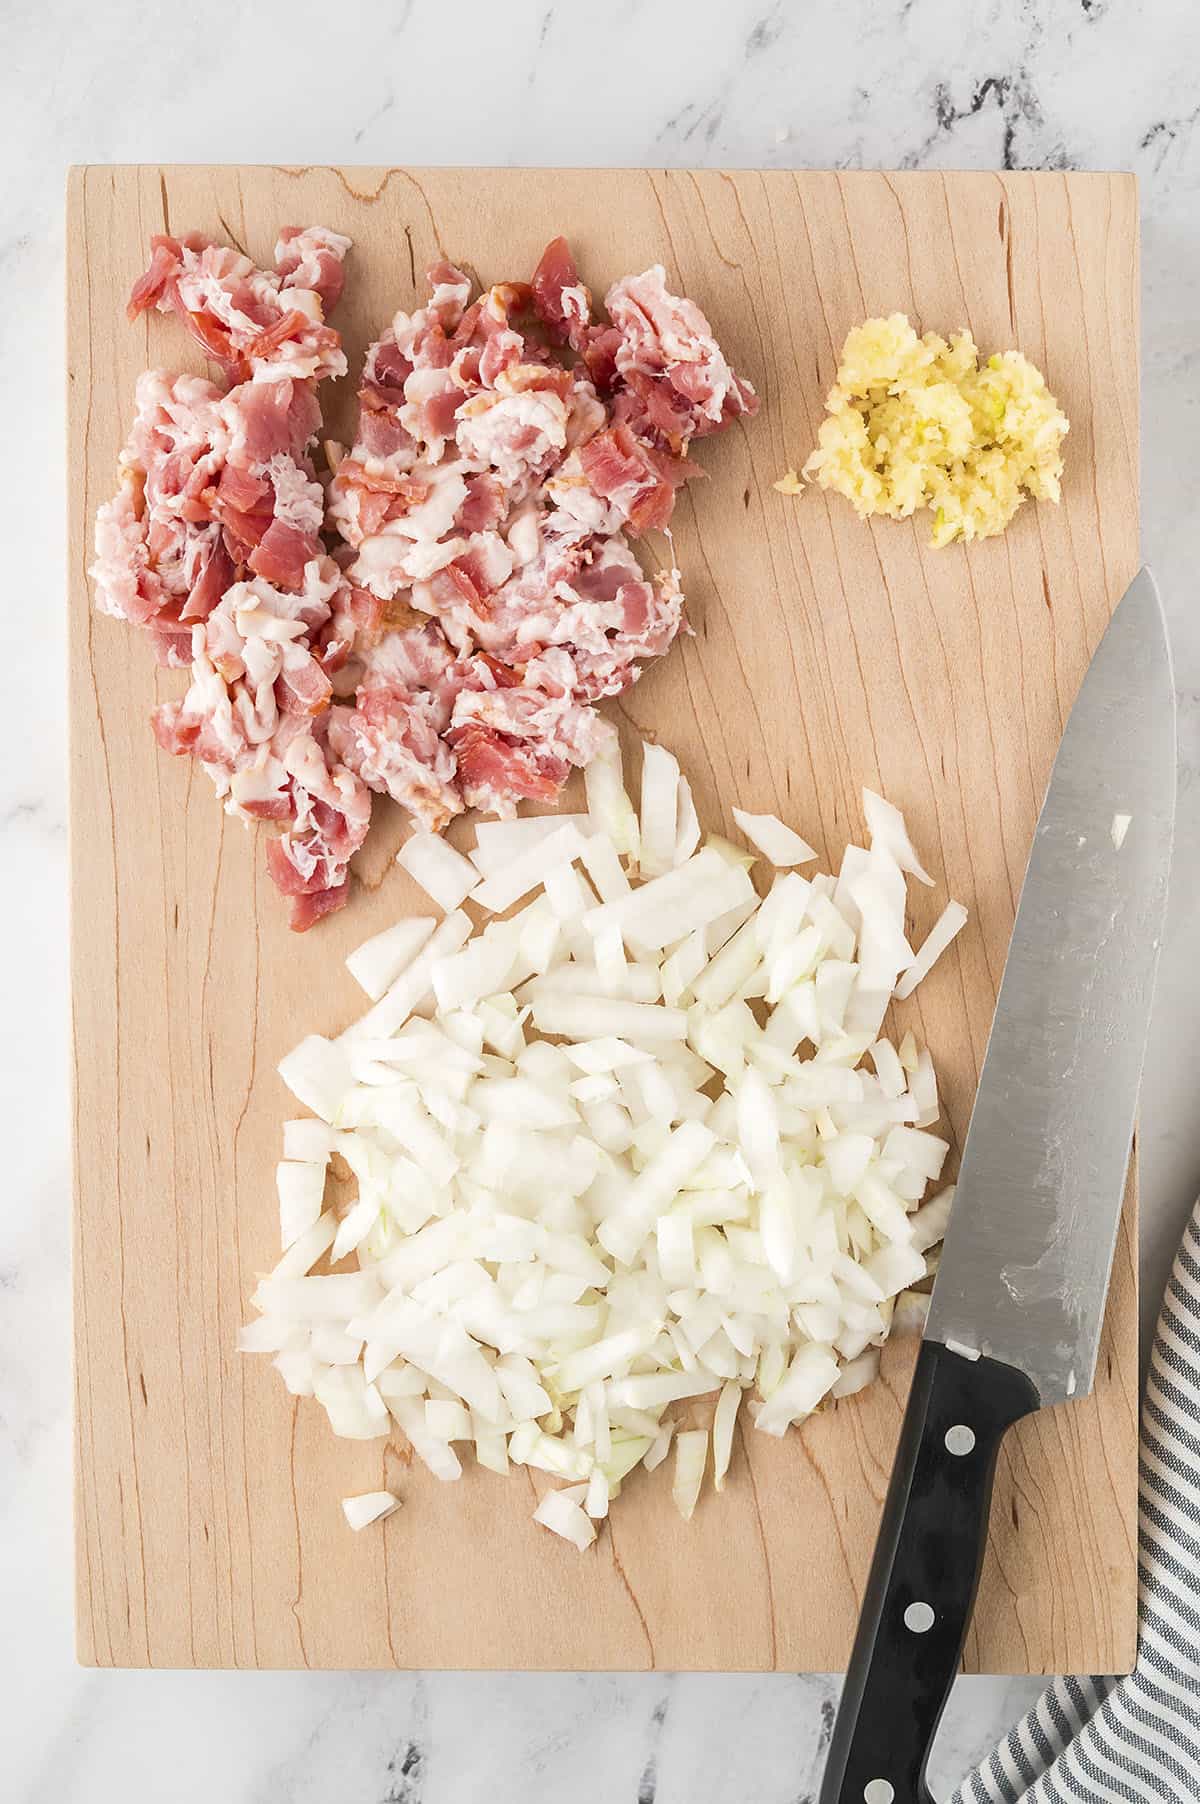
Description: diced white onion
xmin=832 ymin=1347 xmax=881 ymax=1398
xmin=732 ymin=808 xmax=818 ymax=867
xmin=277 ymin=1035 xmax=353 ymax=1123
xmin=276 ymin=1160 xmax=327 ymax=1249
xmin=471 ymin=823 xmax=589 ymax=915
xmin=534 ymin=1487 xmax=597 ymax=1550
xmin=672 ymin=1428 xmax=708 ymax=1521
xmin=640 ymin=741 xmax=682 ymax=878
xmin=674 ymin=777 xmax=702 ymax=866
xmin=909 ymin=1184 xmax=954 ymax=1252
xmin=712 ymin=1380 xmax=741 ymax=1491
xmin=397 ymin=832 xmax=479 ymax=912
xmin=346 ymin=910 xmax=473 ymax=1042
xmin=346 ymin=917 xmax=437 ymax=1001
xmin=894 ymin=901 xmax=969 ymax=1000
xmin=282 ymin=1118 xmax=335 ymax=1163
xmin=470 ymin=813 xmax=592 ymax=874
xmin=341 ymin=1490 xmax=401 ymax=1530
xmin=862 ymin=789 xmax=934 ymax=886
xmin=246 ymin=740 xmax=962 ymax=1553
xmin=585 ymin=735 xmax=640 ymax=861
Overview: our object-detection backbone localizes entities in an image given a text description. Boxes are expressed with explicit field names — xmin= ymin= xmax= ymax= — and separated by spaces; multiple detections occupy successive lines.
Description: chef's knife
xmin=819 ymin=568 xmax=1175 ymax=1804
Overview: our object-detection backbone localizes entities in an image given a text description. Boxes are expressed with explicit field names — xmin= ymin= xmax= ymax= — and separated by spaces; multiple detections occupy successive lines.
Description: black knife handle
xmin=819 ymin=1340 xmax=1040 ymax=1804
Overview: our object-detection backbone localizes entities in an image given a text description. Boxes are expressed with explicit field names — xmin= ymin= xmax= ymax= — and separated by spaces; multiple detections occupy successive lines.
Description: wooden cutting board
xmin=68 ymin=165 xmax=1139 ymax=1673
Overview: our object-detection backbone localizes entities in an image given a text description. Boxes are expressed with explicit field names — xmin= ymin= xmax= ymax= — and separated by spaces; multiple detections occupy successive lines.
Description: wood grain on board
xmin=68 ymin=165 xmax=1140 ymax=1672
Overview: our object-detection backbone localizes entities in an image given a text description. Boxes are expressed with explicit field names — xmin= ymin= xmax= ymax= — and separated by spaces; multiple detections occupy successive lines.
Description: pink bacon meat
xmin=92 ymin=226 xmax=366 ymax=930
xmin=326 ymin=237 xmax=757 ymax=830
xmin=92 ymin=229 xmax=758 ymax=927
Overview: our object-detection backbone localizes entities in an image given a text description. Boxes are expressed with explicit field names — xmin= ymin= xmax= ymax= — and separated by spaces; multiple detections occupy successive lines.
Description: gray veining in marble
xmin=5 ymin=1 xmax=1200 ymax=1797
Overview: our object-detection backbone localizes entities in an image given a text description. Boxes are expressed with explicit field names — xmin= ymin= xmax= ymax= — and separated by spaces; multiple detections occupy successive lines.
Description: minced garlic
xmin=796 ymin=314 xmax=1068 ymax=547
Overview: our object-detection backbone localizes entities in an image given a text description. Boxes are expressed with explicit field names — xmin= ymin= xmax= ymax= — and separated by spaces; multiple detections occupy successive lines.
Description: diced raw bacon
xmin=336 ymin=464 xmax=430 ymax=507
xmin=96 ymin=228 xmax=759 ymax=921
xmin=578 ymin=423 xmax=689 ymax=533
xmin=125 ymin=229 xmax=349 ymax=383
xmin=152 ymin=697 xmax=200 ymax=755
xmin=227 ymin=377 xmax=322 ymax=465
xmin=360 ymin=622 xmax=461 ymax=697
xmin=530 ymin=236 xmax=590 ymax=336
xmin=249 ymin=518 xmax=324 ymax=589
xmin=150 ymin=621 xmax=200 ymax=669
xmin=287 ymin=880 xmax=351 ymax=932
xmin=316 ymin=580 xmax=384 ymax=677
xmin=214 ymin=459 xmax=270 ymax=518
xmin=92 ymin=479 xmax=161 ymax=623
xmin=260 ymin=721 xmax=372 ymax=926
xmin=450 ymin=532 xmax=514 ymax=601
xmin=127 ymin=236 xmax=191 ymax=321
xmin=416 ymin=383 xmax=462 ymax=445
xmin=330 ymin=688 xmax=463 ymax=832
xmin=284 ymin=726 xmax=372 ymax=856
xmin=453 ymin=650 xmax=612 ymax=762
xmin=578 ymin=325 xmax=623 ymax=393
xmin=450 ymin=723 xmax=567 ymax=815
xmin=274 ymin=226 xmax=352 ymax=313
xmin=277 ymin=652 xmax=333 ymax=717
xmin=478 ymin=328 xmax=522 ymax=389
xmin=360 ymin=335 xmax=413 ymax=411
xmin=93 ymin=226 xmax=368 ymax=928
xmin=456 ymin=472 xmax=506 ymax=534
xmin=356 ymin=410 xmax=416 ymax=462
xmin=182 ymin=529 xmax=238 ymax=622
xmin=425 ymin=261 xmax=473 ymax=331
xmin=455 ymin=388 xmax=569 ymax=489
xmin=604 ymin=264 xmax=759 ymax=445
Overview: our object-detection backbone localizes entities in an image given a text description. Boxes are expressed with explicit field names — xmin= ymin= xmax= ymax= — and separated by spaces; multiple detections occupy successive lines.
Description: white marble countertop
xmin=7 ymin=0 xmax=1200 ymax=1796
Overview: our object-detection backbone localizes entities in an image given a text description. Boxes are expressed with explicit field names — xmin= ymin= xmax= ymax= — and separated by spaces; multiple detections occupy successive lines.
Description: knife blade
xmin=925 ymin=566 xmax=1176 ymax=1404
xmin=821 ymin=568 xmax=1175 ymax=1804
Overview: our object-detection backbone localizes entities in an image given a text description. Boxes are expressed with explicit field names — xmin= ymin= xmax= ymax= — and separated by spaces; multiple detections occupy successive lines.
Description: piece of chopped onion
xmin=275 ymin=1160 xmax=327 ymax=1249
xmin=471 ymin=823 xmax=589 ymax=915
xmin=640 ymin=741 xmax=681 ymax=878
xmin=732 ymin=807 xmax=818 ymax=867
xmin=674 ymin=777 xmax=702 ymax=866
xmin=342 ymin=1490 xmax=401 ymax=1530
xmin=470 ymin=813 xmax=592 ymax=874
xmin=278 ymin=1035 xmax=353 ymax=1123
xmin=346 ymin=910 xmax=473 ymax=1042
xmin=756 ymin=1344 xmax=841 ymax=1436
xmin=894 ymin=900 xmax=968 ymax=1000
xmin=397 ymin=832 xmax=479 ymax=912
xmin=585 ymin=1468 xmax=610 ymax=1519
xmin=712 ymin=1380 xmax=741 ymax=1491
xmin=598 ymin=1120 xmax=716 ymax=1265
xmin=531 ymin=992 xmax=688 ymax=1046
xmin=832 ymin=1347 xmax=881 ymax=1398
xmin=346 ymin=917 xmax=437 ymax=1002
xmin=585 ymin=735 xmax=640 ymax=861
xmin=909 ymin=1184 xmax=954 ymax=1252
xmin=862 ymin=789 xmax=934 ymax=886
xmin=534 ymin=1486 xmax=597 ymax=1549
xmin=281 ymin=1118 xmax=335 ymax=1164
xmin=672 ymin=1428 xmax=708 ymax=1520
xmin=579 ymin=832 xmax=631 ymax=904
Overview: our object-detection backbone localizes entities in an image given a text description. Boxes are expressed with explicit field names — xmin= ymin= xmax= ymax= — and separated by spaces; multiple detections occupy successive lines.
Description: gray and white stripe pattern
xmin=951 ymin=1204 xmax=1200 ymax=1803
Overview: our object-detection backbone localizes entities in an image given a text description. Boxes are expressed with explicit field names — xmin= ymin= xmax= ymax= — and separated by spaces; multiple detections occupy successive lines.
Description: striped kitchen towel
xmin=950 ymin=1202 xmax=1200 ymax=1803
